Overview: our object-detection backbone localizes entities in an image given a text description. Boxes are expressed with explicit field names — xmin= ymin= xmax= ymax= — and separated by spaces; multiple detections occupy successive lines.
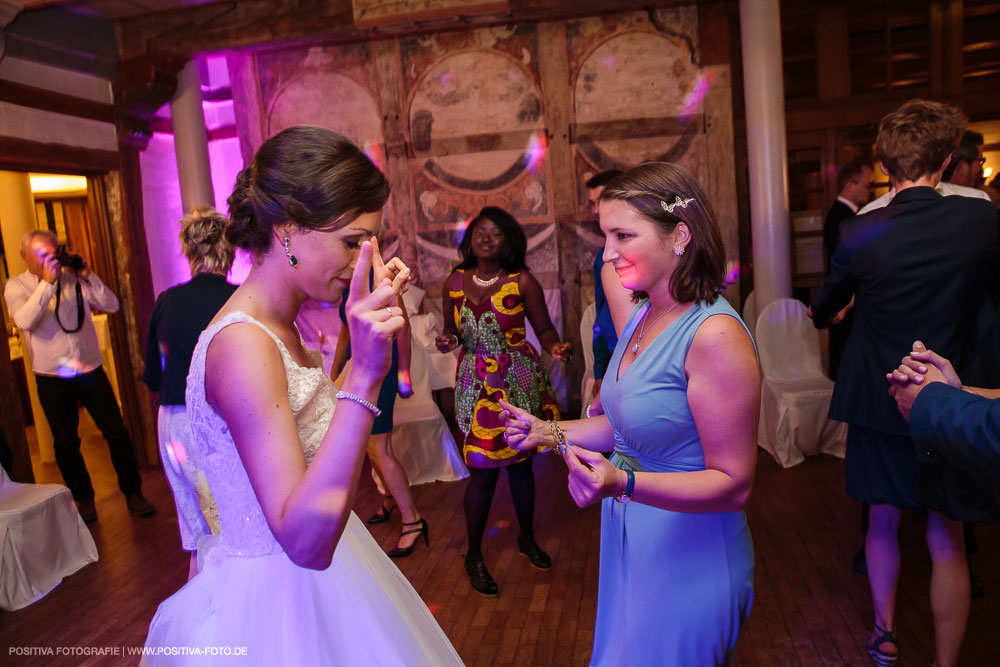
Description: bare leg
xmin=187 ymin=553 xmax=198 ymax=581
xmin=926 ymin=510 xmax=969 ymax=667
xmin=367 ymin=432 xmax=422 ymax=550
xmin=866 ymin=504 xmax=901 ymax=659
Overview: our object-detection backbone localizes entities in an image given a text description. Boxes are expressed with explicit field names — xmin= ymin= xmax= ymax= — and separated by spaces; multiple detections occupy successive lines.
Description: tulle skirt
xmin=142 ymin=513 xmax=461 ymax=666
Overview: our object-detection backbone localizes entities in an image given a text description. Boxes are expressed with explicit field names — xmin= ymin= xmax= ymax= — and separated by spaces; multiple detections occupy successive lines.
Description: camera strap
xmin=54 ymin=271 xmax=85 ymax=333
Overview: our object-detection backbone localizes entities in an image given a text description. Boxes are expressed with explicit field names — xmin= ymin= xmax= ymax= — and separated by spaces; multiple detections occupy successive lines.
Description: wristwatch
xmin=615 ymin=468 xmax=635 ymax=504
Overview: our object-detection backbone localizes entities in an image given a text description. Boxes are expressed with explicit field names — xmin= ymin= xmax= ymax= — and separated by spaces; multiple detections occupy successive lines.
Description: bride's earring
xmin=673 ymin=244 xmax=685 ymax=256
xmin=284 ymin=237 xmax=299 ymax=267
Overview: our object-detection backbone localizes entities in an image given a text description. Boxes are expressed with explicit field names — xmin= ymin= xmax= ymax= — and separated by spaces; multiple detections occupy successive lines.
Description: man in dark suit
xmin=811 ymin=99 xmax=999 ymax=667
xmin=888 ymin=343 xmax=1000 ymax=480
xmin=822 ymin=160 xmax=874 ymax=380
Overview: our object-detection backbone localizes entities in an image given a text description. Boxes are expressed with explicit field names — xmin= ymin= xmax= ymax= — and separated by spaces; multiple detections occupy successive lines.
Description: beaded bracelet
xmin=336 ymin=390 xmax=382 ymax=417
xmin=585 ymin=403 xmax=592 ymax=419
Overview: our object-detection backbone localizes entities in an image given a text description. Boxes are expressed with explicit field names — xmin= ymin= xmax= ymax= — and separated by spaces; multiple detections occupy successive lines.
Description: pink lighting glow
xmin=363 ymin=140 xmax=386 ymax=172
xmin=525 ymin=131 xmax=547 ymax=175
xmin=680 ymin=71 xmax=714 ymax=124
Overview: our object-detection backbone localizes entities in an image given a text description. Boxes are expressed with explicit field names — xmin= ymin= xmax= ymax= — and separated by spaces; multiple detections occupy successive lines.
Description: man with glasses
xmin=942 ymin=130 xmax=985 ymax=189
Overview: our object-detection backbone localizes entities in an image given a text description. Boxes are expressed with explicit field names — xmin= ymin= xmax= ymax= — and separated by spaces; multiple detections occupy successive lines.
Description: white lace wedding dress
xmin=143 ymin=312 xmax=462 ymax=665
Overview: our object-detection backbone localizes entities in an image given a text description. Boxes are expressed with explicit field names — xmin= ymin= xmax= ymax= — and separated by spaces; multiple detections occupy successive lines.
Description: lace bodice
xmin=185 ymin=311 xmax=334 ymax=560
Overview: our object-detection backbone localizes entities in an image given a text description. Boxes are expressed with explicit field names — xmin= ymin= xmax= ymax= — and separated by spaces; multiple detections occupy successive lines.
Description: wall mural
xmin=227 ymin=6 xmax=730 ymax=409
xmin=568 ymin=6 xmax=707 ymax=281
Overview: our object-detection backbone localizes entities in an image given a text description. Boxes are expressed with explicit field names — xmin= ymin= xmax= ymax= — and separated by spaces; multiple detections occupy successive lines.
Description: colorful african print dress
xmin=449 ymin=269 xmax=560 ymax=469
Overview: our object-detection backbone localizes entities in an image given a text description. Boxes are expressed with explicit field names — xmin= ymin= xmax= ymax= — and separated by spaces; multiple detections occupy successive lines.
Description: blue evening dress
xmin=590 ymin=298 xmax=755 ymax=666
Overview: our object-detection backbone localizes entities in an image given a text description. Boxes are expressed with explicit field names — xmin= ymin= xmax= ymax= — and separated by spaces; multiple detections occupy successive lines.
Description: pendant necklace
xmin=631 ymin=301 xmax=682 ymax=355
xmin=472 ymin=267 xmax=502 ymax=288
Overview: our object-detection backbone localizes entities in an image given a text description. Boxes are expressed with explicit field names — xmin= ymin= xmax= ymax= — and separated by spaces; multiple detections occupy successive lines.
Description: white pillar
xmin=740 ymin=0 xmax=792 ymax=312
xmin=0 ymin=171 xmax=55 ymax=462
xmin=170 ymin=59 xmax=214 ymax=213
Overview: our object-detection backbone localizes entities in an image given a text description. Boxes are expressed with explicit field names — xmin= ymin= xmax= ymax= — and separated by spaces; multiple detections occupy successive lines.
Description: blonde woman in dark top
xmin=143 ymin=206 xmax=237 ymax=579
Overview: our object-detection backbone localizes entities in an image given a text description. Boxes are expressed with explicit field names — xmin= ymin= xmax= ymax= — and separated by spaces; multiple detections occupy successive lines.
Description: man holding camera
xmin=4 ymin=230 xmax=154 ymax=522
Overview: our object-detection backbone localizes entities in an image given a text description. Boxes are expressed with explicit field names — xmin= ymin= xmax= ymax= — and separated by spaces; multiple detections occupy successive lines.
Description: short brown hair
xmin=600 ymin=162 xmax=726 ymax=304
xmin=876 ymin=99 xmax=966 ymax=183
xmin=179 ymin=206 xmax=235 ymax=275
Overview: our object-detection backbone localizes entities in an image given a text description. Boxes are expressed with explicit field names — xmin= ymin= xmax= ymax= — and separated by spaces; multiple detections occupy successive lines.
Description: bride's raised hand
xmin=345 ymin=240 xmax=405 ymax=383
xmin=498 ymin=398 xmax=553 ymax=451
xmin=370 ymin=236 xmax=410 ymax=299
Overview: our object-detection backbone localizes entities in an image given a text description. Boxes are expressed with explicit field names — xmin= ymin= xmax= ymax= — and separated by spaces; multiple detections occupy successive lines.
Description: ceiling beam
xmin=116 ymin=0 xmax=690 ymax=59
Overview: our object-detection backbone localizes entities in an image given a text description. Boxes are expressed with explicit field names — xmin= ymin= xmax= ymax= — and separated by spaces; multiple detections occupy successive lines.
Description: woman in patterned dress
xmin=435 ymin=207 xmax=571 ymax=597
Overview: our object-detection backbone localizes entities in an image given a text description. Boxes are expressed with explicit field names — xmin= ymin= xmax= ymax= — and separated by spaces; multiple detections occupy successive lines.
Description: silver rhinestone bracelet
xmin=335 ymin=390 xmax=382 ymax=417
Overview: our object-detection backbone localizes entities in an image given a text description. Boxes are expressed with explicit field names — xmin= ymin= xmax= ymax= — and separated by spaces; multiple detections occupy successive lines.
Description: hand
xmin=885 ymin=342 xmax=951 ymax=423
xmin=829 ymin=304 xmax=850 ymax=326
xmin=435 ymin=334 xmax=458 ymax=353
xmin=549 ymin=341 xmax=572 ymax=362
xmin=370 ymin=236 xmax=410 ymax=299
xmin=41 ymin=253 xmax=61 ymax=284
xmin=397 ymin=369 xmax=413 ymax=398
xmin=564 ymin=446 xmax=623 ymax=507
xmin=344 ymin=241 xmax=405 ymax=383
xmin=906 ymin=340 xmax=962 ymax=388
xmin=77 ymin=256 xmax=92 ymax=281
xmin=498 ymin=398 xmax=553 ymax=451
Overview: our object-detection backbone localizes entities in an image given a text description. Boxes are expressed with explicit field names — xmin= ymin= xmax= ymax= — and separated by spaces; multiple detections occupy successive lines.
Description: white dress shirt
xmin=858 ymin=181 xmax=991 ymax=215
xmin=4 ymin=269 xmax=119 ymax=377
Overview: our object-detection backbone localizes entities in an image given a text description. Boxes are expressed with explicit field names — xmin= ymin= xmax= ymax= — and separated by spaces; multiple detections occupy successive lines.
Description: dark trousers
xmin=35 ymin=367 xmax=142 ymax=501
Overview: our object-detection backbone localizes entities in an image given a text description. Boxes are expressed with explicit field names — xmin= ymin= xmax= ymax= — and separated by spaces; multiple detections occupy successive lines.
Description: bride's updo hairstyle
xmin=226 ymin=125 xmax=390 ymax=253
xmin=600 ymin=162 xmax=726 ymax=304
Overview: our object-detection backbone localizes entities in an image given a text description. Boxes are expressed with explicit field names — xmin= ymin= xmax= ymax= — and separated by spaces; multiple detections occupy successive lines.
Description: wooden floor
xmin=2 ymin=411 xmax=999 ymax=666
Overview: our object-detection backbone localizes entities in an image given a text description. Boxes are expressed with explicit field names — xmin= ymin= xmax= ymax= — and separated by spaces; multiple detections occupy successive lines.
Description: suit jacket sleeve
xmin=911 ymin=382 xmax=1000 ymax=480
xmin=811 ymin=228 xmax=857 ymax=328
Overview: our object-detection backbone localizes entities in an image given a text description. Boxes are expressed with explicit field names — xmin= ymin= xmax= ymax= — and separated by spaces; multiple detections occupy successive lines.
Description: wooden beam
xmin=372 ymin=37 xmax=422 ymax=286
xmin=537 ymin=20 xmax=582 ymax=413
xmin=115 ymin=0 xmax=688 ymax=60
xmin=570 ymin=115 xmax=704 ymax=143
xmin=0 ymin=135 xmax=119 ymax=172
xmin=0 ymin=80 xmax=115 ymax=123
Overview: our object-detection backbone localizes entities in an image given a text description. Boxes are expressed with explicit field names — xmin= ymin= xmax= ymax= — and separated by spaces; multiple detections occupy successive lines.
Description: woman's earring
xmin=283 ymin=236 xmax=299 ymax=267
xmin=673 ymin=244 xmax=685 ymax=256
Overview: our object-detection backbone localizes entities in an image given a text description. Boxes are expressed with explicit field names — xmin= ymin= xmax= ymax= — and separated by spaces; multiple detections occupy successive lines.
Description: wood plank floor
xmin=2 ymin=410 xmax=998 ymax=666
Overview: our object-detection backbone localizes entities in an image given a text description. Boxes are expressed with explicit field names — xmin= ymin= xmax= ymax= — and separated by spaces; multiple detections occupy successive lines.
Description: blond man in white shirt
xmin=4 ymin=230 xmax=154 ymax=522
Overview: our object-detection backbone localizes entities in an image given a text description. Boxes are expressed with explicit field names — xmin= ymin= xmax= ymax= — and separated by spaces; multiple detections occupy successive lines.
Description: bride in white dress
xmin=143 ymin=126 xmax=462 ymax=665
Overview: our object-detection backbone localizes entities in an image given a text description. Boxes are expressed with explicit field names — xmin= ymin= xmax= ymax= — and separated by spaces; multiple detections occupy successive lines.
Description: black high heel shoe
xmin=464 ymin=553 xmax=499 ymax=597
xmin=387 ymin=518 xmax=428 ymax=558
xmin=367 ymin=497 xmax=396 ymax=525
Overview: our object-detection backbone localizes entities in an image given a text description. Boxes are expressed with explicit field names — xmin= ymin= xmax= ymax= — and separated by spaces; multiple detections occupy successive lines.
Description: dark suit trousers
xmin=35 ymin=367 xmax=142 ymax=501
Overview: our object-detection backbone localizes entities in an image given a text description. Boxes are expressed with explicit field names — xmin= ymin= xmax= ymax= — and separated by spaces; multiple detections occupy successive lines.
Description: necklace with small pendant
xmin=631 ymin=301 xmax=682 ymax=355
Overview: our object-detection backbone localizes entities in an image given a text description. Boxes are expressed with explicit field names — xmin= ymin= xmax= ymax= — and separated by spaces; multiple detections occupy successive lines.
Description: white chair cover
xmin=0 ymin=468 xmax=98 ymax=610
xmin=383 ymin=324 xmax=469 ymax=487
xmin=755 ymin=297 xmax=847 ymax=468
xmin=579 ymin=303 xmax=597 ymax=417
xmin=742 ymin=290 xmax=757 ymax=341
xmin=409 ymin=311 xmax=458 ymax=391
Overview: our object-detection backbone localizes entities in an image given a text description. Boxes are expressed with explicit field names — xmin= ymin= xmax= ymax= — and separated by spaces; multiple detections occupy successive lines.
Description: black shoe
xmin=367 ymin=498 xmax=396 ymax=525
xmin=464 ymin=553 xmax=499 ymax=597
xmin=77 ymin=498 xmax=97 ymax=523
xmin=387 ymin=518 xmax=428 ymax=558
xmin=971 ymin=569 xmax=985 ymax=600
xmin=126 ymin=493 xmax=156 ymax=516
xmin=851 ymin=547 xmax=867 ymax=575
xmin=517 ymin=533 xmax=551 ymax=570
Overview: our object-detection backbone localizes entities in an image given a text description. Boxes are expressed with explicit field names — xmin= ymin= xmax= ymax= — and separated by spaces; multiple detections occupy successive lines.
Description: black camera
xmin=55 ymin=244 xmax=85 ymax=271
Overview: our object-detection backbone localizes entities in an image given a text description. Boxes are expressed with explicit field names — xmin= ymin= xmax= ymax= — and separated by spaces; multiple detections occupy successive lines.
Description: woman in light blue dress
xmin=501 ymin=162 xmax=759 ymax=666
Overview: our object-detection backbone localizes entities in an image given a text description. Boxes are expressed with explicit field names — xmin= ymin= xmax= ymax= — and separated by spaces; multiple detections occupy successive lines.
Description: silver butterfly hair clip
xmin=661 ymin=195 xmax=695 ymax=213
